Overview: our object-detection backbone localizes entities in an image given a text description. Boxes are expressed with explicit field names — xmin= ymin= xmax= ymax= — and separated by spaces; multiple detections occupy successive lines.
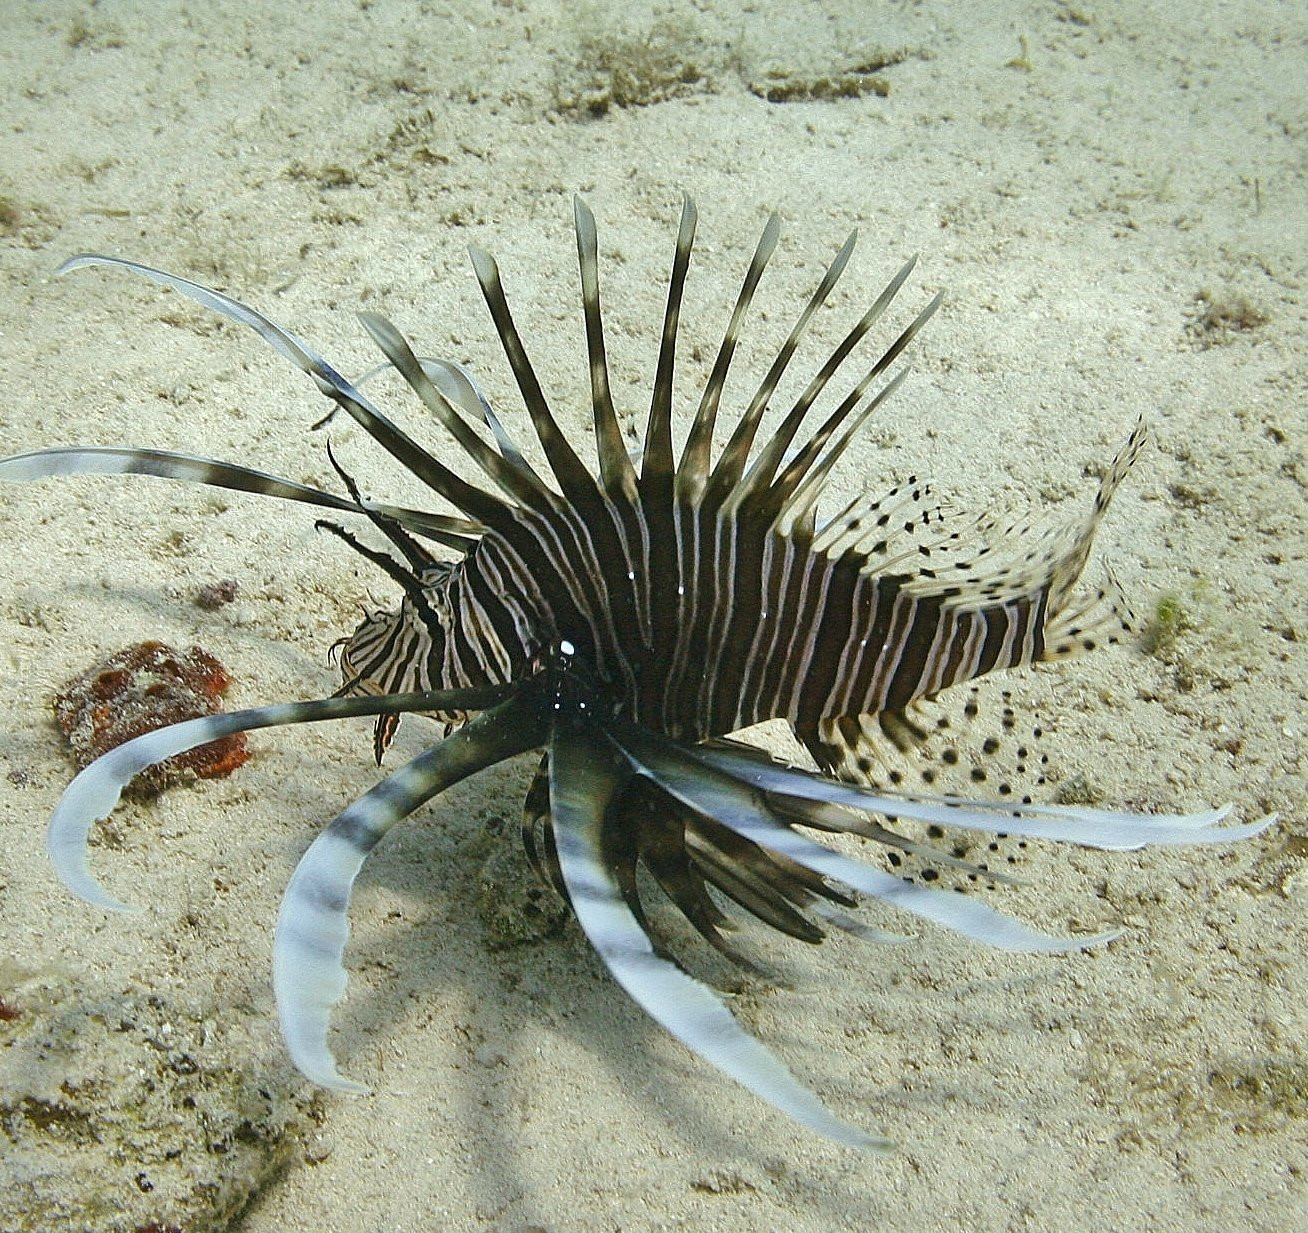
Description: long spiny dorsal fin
xmin=323 ymin=440 xmax=437 ymax=576
xmin=357 ymin=350 xmax=536 ymax=484
xmin=574 ymin=197 xmax=639 ymax=502
xmin=414 ymin=355 xmax=535 ymax=478
xmin=767 ymin=291 xmax=943 ymax=522
xmin=468 ymin=244 xmax=600 ymax=503
xmin=642 ymin=195 xmax=697 ymax=492
xmin=56 ymin=254 xmax=514 ymax=531
xmin=768 ymin=368 xmax=910 ymax=534
xmin=706 ymin=229 xmax=858 ymax=501
xmin=357 ymin=311 xmax=556 ymax=513
xmin=316 ymin=519 xmax=443 ymax=632
xmin=0 ymin=445 xmax=481 ymax=549
xmin=728 ymin=258 xmax=925 ymax=511
xmin=677 ymin=212 xmax=781 ymax=499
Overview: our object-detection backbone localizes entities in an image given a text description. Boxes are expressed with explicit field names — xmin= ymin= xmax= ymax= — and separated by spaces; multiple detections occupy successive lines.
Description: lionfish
xmin=0 ymin=199 xmax=1272 ymax=1149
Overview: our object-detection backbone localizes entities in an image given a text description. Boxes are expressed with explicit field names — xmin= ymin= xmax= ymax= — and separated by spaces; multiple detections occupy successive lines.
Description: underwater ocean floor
xmin=0 ymin=2 xmax=1303 ymax=1231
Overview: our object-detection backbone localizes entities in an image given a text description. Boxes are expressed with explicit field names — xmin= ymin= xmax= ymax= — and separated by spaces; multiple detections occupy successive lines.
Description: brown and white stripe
xmin=3 ymin=199 xmax=1266 ymax=1151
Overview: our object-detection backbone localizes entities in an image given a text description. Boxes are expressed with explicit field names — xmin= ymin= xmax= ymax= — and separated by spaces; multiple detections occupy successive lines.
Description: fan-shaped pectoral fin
xmin=547 ymin=716 xmax=889 ymax=1149
xmin=44 ymin=688 xmax=522 ymax=913
xmin=273 ymin=686 xmax=548 ymax=1091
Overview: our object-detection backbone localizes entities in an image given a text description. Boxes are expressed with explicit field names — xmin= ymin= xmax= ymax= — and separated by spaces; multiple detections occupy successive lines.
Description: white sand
xmin=0 ymin=2 xmax=1304 ymax=1230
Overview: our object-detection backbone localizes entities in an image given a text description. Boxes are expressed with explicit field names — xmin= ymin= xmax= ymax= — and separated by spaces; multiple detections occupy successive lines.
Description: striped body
xmin=342 ymin=484 xmax=1052 ymax=746
xmin=328 ymin=195 xmax=1138 ymax=775
xmin=5 ymin=197 xmax=1254 ymax=1153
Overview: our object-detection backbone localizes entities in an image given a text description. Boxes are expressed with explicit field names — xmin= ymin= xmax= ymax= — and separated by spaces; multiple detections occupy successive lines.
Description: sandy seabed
xmin=0 ymin=2 xmax=1304 ymax=1231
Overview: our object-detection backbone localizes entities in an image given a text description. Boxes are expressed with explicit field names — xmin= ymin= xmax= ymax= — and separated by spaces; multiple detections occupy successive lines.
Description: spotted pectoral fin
xmin=690 ymin=738 xmax=1276 ymax=850
xmin=620 ymin=726 xmax=1124 ymax=953
xmin=807 ymin=708 xmax=930 ymax=779
xmin=547 ymin=718 xmax=890 ymax=1150
xmin=807 ymin=692 xmax=1090 ymax=890
xmin=807 ymin=691 xmax=1046 ymax=813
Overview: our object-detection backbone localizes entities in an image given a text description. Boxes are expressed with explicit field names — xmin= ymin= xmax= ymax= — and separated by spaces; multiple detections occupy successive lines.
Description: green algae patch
xmin=1142 ymin=590 xmax=1201 ymax=658
xmin=1210 ymin=1058 xmax=1308 ymax=1127
xmin=553 ymin=17 xmax=713 ymax=116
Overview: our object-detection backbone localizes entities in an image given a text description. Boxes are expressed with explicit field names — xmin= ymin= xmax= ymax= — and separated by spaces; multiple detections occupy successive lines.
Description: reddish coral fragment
xmin=53 ymin=641 xmax=250 ymax=792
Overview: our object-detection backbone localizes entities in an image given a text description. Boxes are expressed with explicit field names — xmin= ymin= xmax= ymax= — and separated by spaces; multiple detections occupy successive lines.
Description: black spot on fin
xmin=803 ymin=682 xmax=1070 ymax=893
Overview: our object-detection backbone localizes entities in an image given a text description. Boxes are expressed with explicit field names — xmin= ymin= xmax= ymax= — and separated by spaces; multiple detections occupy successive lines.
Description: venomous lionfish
xmin=0 ymin=199 xmax=1272 ymax=1148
